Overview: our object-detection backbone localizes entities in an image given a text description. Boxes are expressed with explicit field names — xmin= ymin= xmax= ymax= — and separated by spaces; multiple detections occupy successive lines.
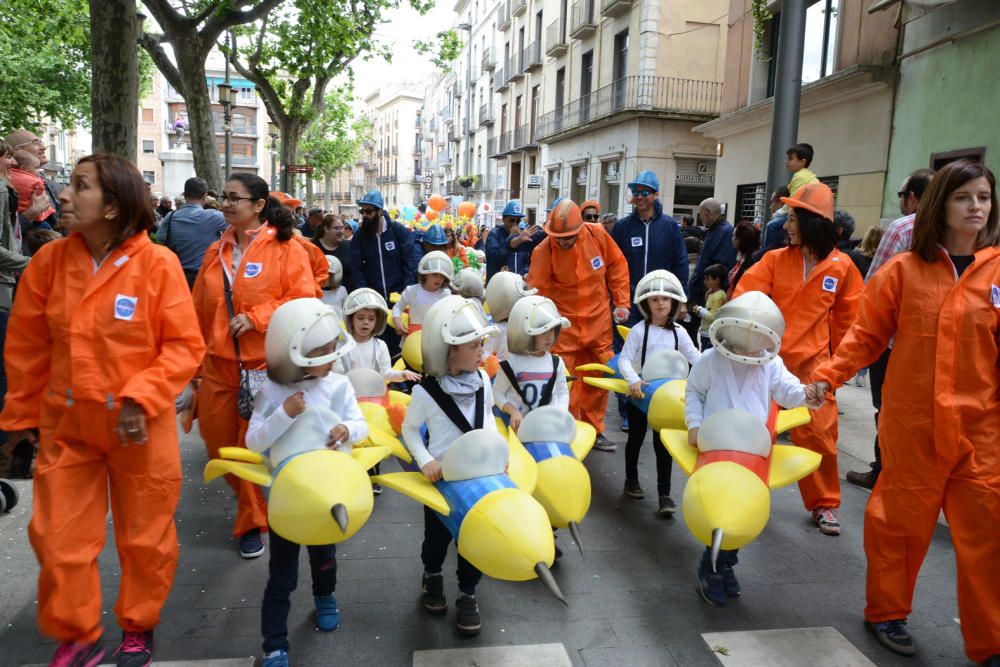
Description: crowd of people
xmin=0 ymin=127 xmax=997 ymax=667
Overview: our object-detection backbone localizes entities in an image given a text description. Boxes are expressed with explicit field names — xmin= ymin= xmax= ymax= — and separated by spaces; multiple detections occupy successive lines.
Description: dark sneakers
xmin=239 ymin=528 xmax=265 ymax=559
xmin=656 ymin=495 xmax=677 ymax=517
xmin=696 ymin=563 xmax=726 ymax=607
xmin=868 ymin=619 xmax=917 ymax=656
xmin=113 ymin=630 xmax=153 ymax=667
xmin=421 ymin=573 xmax=447 ymax=614
xmin=623 ymin=480 xmax=644 ymax=499
xmin=455 ymin=595 xmax=482 ymax=636
xmin=721 ymin=566 xmax=741 ymax=597
xmin=846 ymin=468 xmax=879 ymax=490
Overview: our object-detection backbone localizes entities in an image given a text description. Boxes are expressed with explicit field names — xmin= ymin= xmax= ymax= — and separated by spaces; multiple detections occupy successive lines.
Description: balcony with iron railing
xmin=511 ymin=0 xmax=526 ymax=16
xmin=546 ymin=19 xmax=568 ymax=57
xmin=601 ymin=0 xmax=632 ymax=18
xmin=570 ymin=0 xmax=597 ymax=38
xmin=479 ymin=103 xmax=495 ymax=126
xmin=375 ymin=173 xmax=397 ymax=184
xmin=522 ymin=41 xmax=542 ymax=72
xmin=482 ymin=46 xmax=497 ymax=71
xmin=494 ymin=64 xmax=510 ymax=91
xmin=441 ymin=107 xmax=454 ymax=123
xmin=513 ymin=123 xmax=538 ymax=150
xmin=497 ymin=1 xmax=511 ymax=31
xmin=506 ymin=55 xmax=524 ymax=83
xmin=453 ymin=80 xmax=464 ymax=97
xmin=437 ymin=153 xmax=453 ymax=167
xmin=535 ymin=75 xmax=723 ymax=141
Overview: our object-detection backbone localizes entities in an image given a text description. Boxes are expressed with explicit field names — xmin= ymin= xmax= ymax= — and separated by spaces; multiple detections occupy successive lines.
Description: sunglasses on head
xmin=582 ymin=213 xmax=600 ymax=221
xmin=631 ymin=189 xmax=653 ymax=197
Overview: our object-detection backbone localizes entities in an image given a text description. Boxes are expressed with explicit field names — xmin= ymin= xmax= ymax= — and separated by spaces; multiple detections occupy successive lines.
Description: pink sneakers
xmin=812 ymin=507 xmax=841 ymax=536
xmin=49 ymin=641 xmax=105 ymax=667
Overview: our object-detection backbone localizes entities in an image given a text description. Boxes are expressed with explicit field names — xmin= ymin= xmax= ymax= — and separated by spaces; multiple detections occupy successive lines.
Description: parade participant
xmin=340 ymin=288 xmax=420 ymax=383
xmin=312 ymin=213 xmax=354 ymax=292
xmin=692 ymin=264 xmax=728 ymax=351
xmin=685 ymin=291 xmax=814 ymax=606
xmin=350 ymin=189 xmax=418 ymax=357
xmin=192 ymin=173 xmax=319 ymax=560
xmin=527 ymin=199 xmax=630 ymax=452
xmin=245 ymin=299 xmax=368 ymax=667
xmin=493 ymin=295 xmax=570 ymax=432
xmin=268 ymin=194 xmax=328 ymax=292
xmin=619 ymin=270 xmax=700 ymax=515
xmin=810 ymin=161 xmax=1000 ymax=664
xmin=0 ymin=154 xmax=206 ymax=666
xmin=402 ymin=296 xmax=500 ymax=636
xmin=733 ymin=183 xmax=862 ymax=535
xmin=392 ymin=250 xmax=454 ymax=337
xmin=484 ymin=270 xmax=537 ymax=362
xmin=445 ymin=225 xmax=469 ymax=267
xmin=485 ymin=200 xmax=543 ymax=279
xmin=421 ymin=223 xmax=449 ymax=255
xmin=320 ymin=255 xmax=347 ymax=313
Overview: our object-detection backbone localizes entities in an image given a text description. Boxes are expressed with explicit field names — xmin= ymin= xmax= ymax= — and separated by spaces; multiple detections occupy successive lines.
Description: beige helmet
xmin=421 ymin=295 xmax=499 ymax=377
xmin=517 ymin=405 xmax=576 ymax=444
xmin=634 ymin=269 xmax=687 ymax=319
xmin=641 ymin=349 xmax=690 ymax=381
xmin=696 ymin=408 xmax=771 ymax=457
xmin=418 ymin=250 xmax=455 ymax=282
xmin=708 ymin=290 xmax=784 ymax=366
xmin=325 ymin=255 xmax=343 ymax=287
xmin=343 ymin=288 xmax=391 ymax=336
xmin=484 ymin=271 xmax=537 ymax=322
xmin=451 ymin=267 xmax=485 ymax=299
xmin=265 ymin=298 xmax=356 ymax=385
xmin=506 ymin=295 xmax=570 ymax=356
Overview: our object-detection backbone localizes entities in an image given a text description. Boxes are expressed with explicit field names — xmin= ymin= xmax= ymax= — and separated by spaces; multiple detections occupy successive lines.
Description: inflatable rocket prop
xmin=580 ymin=347 xmax=689 ymax=431
xmin=345 ymin=367 xmax=414 ymax=462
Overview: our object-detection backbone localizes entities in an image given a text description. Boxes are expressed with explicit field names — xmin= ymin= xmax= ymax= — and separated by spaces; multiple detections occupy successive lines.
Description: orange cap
xmin=270 ymin=191 xmax=303 ymax=209
xmin=544 ymin=199 xmax=584 ymax=238
xmin=581 ymin=199 xmax=601 ymax=213
xmin=781 ymin=183 xmax=834 ymax=222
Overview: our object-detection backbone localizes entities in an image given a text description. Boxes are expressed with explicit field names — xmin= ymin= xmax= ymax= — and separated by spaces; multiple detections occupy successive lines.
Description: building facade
xmin=358 ymin=83 xmax=425 ymax=209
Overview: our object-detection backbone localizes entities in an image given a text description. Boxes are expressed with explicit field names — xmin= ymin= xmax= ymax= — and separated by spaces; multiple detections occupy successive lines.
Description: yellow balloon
xmin=682 ymin=461 xmax=770 ymax=551
xmin=457 ymin=487 xmax=555 ymax=581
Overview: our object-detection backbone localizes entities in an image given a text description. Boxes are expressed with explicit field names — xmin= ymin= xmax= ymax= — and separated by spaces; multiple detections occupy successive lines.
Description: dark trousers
xmin=421 ymin=506 xmax=482 ymax=596
xmin=261 ymin=529 xmax=337 ymax=653
xmin=183 ymin=268 xmax=199 ymax=290
xmin=624 ymin=402 xmax=673 ymax=496
xmin=0 ymin=309 xmax=7 ymax=446
xmin=868 ymin=347 xmax=892 ymax=474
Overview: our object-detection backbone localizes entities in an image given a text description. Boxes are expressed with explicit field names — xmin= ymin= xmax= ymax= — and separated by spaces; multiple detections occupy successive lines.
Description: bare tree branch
xmin=138 ymin=32 xmax=184 ymax=93
xmin=203 ymin=0 xmax=283 ymax=44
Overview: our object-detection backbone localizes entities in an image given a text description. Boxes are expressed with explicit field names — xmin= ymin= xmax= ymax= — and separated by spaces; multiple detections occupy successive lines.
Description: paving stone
xmin=701 ymin=626 xmax=875 ymax=666
xmin=413 ymin=642 xmax=572 ymax=667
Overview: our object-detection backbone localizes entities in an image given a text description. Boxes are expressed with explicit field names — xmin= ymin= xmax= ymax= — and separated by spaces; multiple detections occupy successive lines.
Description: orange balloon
xmin=428 ymin=195 xmax=447 ymax=212
xmin=458 ymin=201 xmax=477 ymax=219
xmin=425 ymin=209 xmax=439 ymax=222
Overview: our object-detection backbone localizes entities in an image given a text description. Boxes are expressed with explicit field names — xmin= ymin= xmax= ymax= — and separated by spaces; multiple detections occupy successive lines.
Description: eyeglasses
xmin=582 ymin=213 xmax=600 ymax=221
xmin=15 ymin=139 xmax=44 ymax=149
xmin=359 ymin=207 xmax=377 ymax=215
xmin=631 ymin=189 xmax=653 ymax=198
xmin=220 ymin=192 xmax=258 ymax=205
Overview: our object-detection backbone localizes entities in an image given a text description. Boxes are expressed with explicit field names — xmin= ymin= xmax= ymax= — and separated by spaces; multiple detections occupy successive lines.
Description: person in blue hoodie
xmin=485 ymin=199 xmax=544 ymax=279
xmin=350 ymin=189 xmax=418 ymax=356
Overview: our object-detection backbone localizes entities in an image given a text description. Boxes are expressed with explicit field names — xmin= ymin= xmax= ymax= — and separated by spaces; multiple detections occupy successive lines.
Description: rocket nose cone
xmin=535 ymin=562 xmax=568 ymax=605
xmin=331 ymin=503 xmax=349 ymax=533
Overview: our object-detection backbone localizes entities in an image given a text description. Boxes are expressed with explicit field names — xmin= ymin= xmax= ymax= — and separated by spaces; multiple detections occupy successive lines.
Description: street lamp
xmin=220 ymin=31 xmax=236 ymax=178
xmin=268 ymin=121 xmax=279 ymax=191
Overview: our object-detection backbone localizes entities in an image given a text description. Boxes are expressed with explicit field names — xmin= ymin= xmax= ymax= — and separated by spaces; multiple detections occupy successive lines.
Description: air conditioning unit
xmin=526 ymin=174 xmax=542 ymax=188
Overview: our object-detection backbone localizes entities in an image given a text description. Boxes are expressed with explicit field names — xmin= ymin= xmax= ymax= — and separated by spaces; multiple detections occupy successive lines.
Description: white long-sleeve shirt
xmin=402 ymin=369 xmax=498 ymax=468
xmin=492 ymin=352 xmax=569 ymax=414
xmin=392 ymin=283 xmax=450 ymax=326
xmin=245 ymin=372 xmax=369 ymax=456
xmin=492 ymin=320 xmax=509 ymax=361
xmin=321 ymin=285 xmax=348 ymax=312
xmin=684 ymin=349 xmax=806 ymax=430
xmin=619 ymin=321 xmax=701 ymax=385
xmin=336 ymin=337 xmax=407 ymax=382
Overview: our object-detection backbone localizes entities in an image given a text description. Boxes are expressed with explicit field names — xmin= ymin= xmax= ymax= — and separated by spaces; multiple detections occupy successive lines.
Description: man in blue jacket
xmin=485 ymin=199 xmax=544 ymax=279
xmin=350 ymin=189 xmax=418 ymax=356
xmin=688 ymin=198 xmax=736 ymax=307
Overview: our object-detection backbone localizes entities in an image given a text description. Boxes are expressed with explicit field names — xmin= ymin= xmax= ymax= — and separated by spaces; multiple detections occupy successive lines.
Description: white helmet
xmin=418 ymin=250 xmax=455 ymax=281
xmin=484 ymin=271 xmax=537 ymax=321
xmin=635 ymin=270 xmax=687 ymax=319
xmin=265 ymin=298 xmax=356 ymax=385
xmin=343 ymin=288 xmax=391 ymax=336
xmin=506 ymin=295 xmax=570 ymax=356
xmin=325 ymin=255 xmax=343 ymax=287
xmin=708 ymin=290 xmax=785 ymax=366
xmin=451 ymin=267 xmax=485 ymax=299
xmin=421 ymin=295 xmax=499 ymax=377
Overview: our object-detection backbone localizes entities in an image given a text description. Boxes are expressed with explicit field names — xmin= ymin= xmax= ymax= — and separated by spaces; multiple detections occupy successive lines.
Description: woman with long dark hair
xmin=0 ymin=154 xmax=205 ymax=665
xmin=726 ymin=221 xmax=760 ymax=299
xmin=192 ymin=173 xmax=319 ymax=560
xmin=811 ymin=161 xmax=1000 ymax=664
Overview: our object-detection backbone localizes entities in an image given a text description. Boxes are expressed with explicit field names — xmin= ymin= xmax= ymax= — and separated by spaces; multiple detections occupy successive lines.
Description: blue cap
xmin=423 ymin=224 xmax=447 ymax=245
xmin=546 ymin=196 xmax=565 ymax=213
xmin=357 ymin=189 xmax=384 ymax=209
xmin=627 ymin=170 xmax=659 ymax=193
xmin=346 ymin=219 xmax=358 ymax=232
xmin=502 ymin=199 xmax=525 ymax=218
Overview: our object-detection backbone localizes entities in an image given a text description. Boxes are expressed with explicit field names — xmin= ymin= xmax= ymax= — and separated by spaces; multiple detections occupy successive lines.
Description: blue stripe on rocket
xmin=434 ymin=475 xmax=517 ymax=538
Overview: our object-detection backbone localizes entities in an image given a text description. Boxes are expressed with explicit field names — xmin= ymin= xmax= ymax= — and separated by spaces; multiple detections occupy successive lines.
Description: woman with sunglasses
xmin=191 ymin=173 xmax=320 ymax=560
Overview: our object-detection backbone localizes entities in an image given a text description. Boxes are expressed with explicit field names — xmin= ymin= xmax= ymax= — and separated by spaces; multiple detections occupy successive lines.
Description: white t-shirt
xmin=684 ymin=349 xmax=806 ymax=430
xmin=321 ymin=285 xmax=348 ymax=312
xmin=337 ymin=336 xmax=407 ymax=382
xmin=619 ymin=321 xmax=701 ymax=385
xmin=402 ymin=369 xmax=498 ymax=468
xmin=493 ymin=352 xmax=569 ymax=414
xmin=392 ymin=283 xmax=451 ymax=326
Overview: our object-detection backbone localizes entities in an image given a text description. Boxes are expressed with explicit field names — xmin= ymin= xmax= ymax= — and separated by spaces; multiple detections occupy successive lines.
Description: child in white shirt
xmin=401 ymin=295 xmax=499 ymax=637
xmin=620 ymin=270 xmax=701 ymax=517
xmin=684 ymin=290 xmax=816 ymax=607
xmin=392 ymin=250 xmax=453 ymax=337
xmin=320 ymin=255 xmax=348 ymax=314
xmin=483 ymin=271 xmax=537 ymax=362
xmin=339 ymin=288 xmax=420 ymax=383
xmin=243 ymin=298 xmax=368 ymax=667
xmin=493 ymin=295 xmax=570 ymax=433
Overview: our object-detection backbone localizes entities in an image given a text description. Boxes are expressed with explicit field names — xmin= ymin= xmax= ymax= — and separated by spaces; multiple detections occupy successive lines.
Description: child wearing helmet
xmin=340 ymin=288 xmax=420 ymax=383
xmin=392 ymin=250 xmax=454 ymax=338
xmin=244 ymin=298 xmax=369 ymax=667
xmin=684 ymin=290 xmax=818 ymax=607
xmin=493 ymin=296 xmax=570 ymax=433
xmin=401 ymin=295 xmax=500 ymax=637
xmin=483 ymin=271 xmax=538 ymax=361
xmin=321 ymin=255 xmax=348 ymax=314
xmin=620 ymin=270 xmax=701 ymax=517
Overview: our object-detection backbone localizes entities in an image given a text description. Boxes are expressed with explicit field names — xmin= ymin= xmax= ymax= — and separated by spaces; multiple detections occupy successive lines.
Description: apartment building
xmin=358 ymin=83 xmax=425 ymax=209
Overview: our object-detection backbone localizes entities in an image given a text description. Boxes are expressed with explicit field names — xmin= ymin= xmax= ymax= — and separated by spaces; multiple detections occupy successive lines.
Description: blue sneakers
xmin=869 ymin=619 xmax=916 ymax=656
xmin=239 ymin=529 xmax=265 ymax=559
xmin=263 ymin=649 xmax=289 ymax=667
xmin=697 ymin=561 xmax=726 ymax=606
xmin=721 ymin=566 xmax=741 ymax=597
xmin=314 ymin=595 xmax=341 ymax=631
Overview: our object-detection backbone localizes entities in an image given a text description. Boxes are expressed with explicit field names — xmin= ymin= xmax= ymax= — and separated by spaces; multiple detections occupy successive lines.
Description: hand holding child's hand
xmin=283 ymin=391 xmax=306 ymax=418
xmin=627 ymin=381 xmax=645 ymax=399
xmin=421 ymin=460 xmax=443 ymax=482
xmin=688 ymin=427 xmax=699 ymax=448
xmin=806 ymin=382 xmax=831 ymax=408
xmin=327 ymin=424 xmax=349 ymax=449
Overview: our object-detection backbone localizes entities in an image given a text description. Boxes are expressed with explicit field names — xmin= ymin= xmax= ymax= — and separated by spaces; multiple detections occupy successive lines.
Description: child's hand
xmin=508 ymin=408 xmax=523 ymax=433
xmin=688 ymin=427 xmax=699 ymax=448
xmin=283 ymin=391 xmax=306 ymax=418
xmin=613 ymin=307 xmax=630 ymax=323
xmin=393 ymin=317 xmax=408 ymax=335
xmin=806 ymin=382 xmax=831 ymax=409
xmin=402 ymin=370 xmax=422 ymax=382
xmin=327 ymin=424 xmax=349 ymax=449
xmin=421 ymin=460 xmax=443 ymax=482
xmin=627 ymin=381 xmax=645 ymax=399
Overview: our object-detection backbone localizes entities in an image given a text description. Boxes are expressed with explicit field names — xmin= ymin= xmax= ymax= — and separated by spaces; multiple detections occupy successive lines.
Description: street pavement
xmin=0 ymin=382 xmax=970 ymax=666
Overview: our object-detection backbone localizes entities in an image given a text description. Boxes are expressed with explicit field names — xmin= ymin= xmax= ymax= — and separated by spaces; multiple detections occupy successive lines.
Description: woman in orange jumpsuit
xmin=812 ymin=161 xmax=1000 ymax=665
xmin=192 ymin=173 xmax=318 ymax=560
xmin=0 ymin=154 xmax=206 ymax=666
xmin=733 ymin=183 xmax=862 ymax=535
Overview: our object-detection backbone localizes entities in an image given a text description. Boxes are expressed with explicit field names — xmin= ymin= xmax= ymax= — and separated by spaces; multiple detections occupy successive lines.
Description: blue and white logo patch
xmin=385 ymin=241 xmax=396 ymax=251
xmin=591 ymin=256 xmax=604 ymax=270
xmin=631 ymin=236 xmax=643 ymax=247
xmin=114 ymin=294 xmax=138 ymax=321
xmin=821 ymin=276 xmax=838 ymax=293
xmin=244 ymin=262 xmax=263 ymax=278
xmin=991 ymin=284 xmax=1000 ymax=308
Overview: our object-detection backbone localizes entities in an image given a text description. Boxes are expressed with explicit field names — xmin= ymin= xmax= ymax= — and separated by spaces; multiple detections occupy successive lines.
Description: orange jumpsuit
xmin=192 ymin=225 xmax=319 ymax=538
xmin=734 ymin=246 xmax=862 ymax=510
xmin=813 ymin=248 xmax=1000 ymax=663
xmin=527 ymin=223 xmax=630 ymax=432
xmin=0 ymin=233 xmax=205 ymax=644
xmin=297 ymin=233 xmax=332 ymax=290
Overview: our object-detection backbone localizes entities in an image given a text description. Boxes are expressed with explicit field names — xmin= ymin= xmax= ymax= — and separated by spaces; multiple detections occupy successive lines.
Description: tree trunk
xmin=323 ymin=173 xmax=332 ymax=210
xmin=89 ymin=0 xmax=138 ymax=160
xmin=279 ymin=119 xmax=304 ymax=194
xmin=175 ymin=46 xmax=224 ymax=190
